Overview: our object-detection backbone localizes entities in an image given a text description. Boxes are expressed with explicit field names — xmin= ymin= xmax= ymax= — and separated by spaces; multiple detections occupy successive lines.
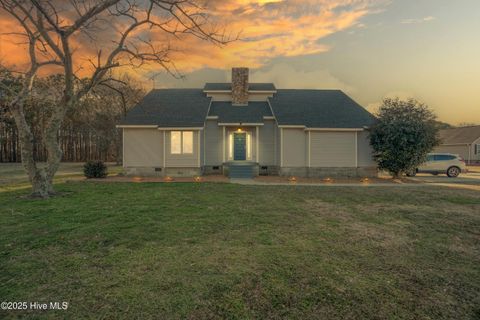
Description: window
xmin=170 ymin=131 xmax=193 ymax=154
xmin=434 ymin=154 xmax=455 ymax=161
xmin=182 ymin=131 xmax=193 ymax=154
xmin=246 ymin=132 xmax=251 ymax=159
xmin=229 ymin=134 xmax=234 ymax=159
xmin=171 ymin=131 xmax=181 ymax=154
xmin=476 ymin=144 xmax=480 ymax=155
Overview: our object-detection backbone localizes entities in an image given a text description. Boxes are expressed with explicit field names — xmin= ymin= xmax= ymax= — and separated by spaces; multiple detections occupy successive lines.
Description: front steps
xmin=228 ymin=162 xmax=257 ymax=179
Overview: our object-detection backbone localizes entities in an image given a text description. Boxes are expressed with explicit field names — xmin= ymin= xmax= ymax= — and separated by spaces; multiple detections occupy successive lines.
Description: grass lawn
xmin=0 ymin=163 xmax=122 ymax=191
xmin=0 ymin=181 xmax=479 ymax=319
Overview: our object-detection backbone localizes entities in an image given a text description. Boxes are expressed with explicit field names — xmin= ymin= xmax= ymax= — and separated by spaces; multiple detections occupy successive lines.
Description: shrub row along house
xmin=117 ymin=68 xmax=377 ymax=178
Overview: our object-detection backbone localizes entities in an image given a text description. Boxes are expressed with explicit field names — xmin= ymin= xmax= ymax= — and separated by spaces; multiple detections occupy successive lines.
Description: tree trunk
xmin=10 ymin=107 xmax=51 ymax=197
xmin=43 ymin=111 xmax=64 ymax=193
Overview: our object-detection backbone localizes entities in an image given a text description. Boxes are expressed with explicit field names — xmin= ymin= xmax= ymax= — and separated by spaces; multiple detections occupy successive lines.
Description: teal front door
xmin=233 ymin=133 xmax=247 ymax=160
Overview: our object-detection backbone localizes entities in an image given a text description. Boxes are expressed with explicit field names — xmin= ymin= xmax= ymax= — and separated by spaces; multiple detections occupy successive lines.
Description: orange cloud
xmin=0 ymin=1 xmax=385 ymax=77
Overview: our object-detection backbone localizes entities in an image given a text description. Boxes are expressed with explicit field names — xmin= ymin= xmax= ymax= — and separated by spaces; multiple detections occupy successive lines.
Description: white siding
xmin=204 ymin=120 xmax=223 ymax=165
xmin=474 ymin=137 xmax=480 ymax=161
xmin=259 ymin=120 xmax=276 ymax=165
xmin=434 ymin=145 xmax=470 ymax=160
xmin=435 ymin=139 xmax=480 ymax=162
xmin=249 ymin=92 xmax=274 ymax=101
xmin=310 ymin=132 xmax=356 ymax=167
xmin=357 ymin=131 xmax=376 ymax=167
xmin=276 ymin=126 xmax=281 ymax=166
xmin=282 ymin=129 xmax=306 ymax=167
xmin=206 ymin=92 xmax=273 ymax=102
xmin=123 ymin=128 xmax=163 ymax=167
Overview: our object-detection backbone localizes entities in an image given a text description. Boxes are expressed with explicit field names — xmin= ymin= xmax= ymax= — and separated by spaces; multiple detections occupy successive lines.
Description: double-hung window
xmin=171 ymin=131 xmax=193 ymax=154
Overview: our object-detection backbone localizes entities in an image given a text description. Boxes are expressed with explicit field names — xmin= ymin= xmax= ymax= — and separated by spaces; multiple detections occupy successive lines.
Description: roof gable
xmin=439 ymin=126 xmax=480 ymax=144
xmin=208 ymin=102 xmax=272 ymax=123
xmin=120 ymin=89 xmax=211 ymax=127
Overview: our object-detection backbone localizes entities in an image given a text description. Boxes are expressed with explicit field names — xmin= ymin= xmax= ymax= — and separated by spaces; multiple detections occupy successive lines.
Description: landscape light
xmin=323 ymin=177 xmax=333 ymax=183
xmin=288 ymin=176 xmax=297 ymax=183
xmin=194 ymin=176 xmax=202 ymax=182
xmin=164 ymin=176 xmax=174 ymax=182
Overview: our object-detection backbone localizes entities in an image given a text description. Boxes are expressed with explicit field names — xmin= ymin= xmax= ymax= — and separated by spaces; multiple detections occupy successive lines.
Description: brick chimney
xmin=231 ymin=67 xmax=249 ymax=106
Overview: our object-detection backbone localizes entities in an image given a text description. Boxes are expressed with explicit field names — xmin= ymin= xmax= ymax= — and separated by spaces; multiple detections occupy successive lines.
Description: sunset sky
xmin=1 ymin=0 xmax=479 ymax=125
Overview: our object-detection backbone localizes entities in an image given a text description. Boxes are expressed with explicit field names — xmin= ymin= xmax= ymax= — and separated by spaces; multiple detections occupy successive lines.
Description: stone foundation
xmin=125 ymin=165 xmax=377 ymax=178
xmin=165 ymin=167 xmax=202 ymax=177
xmin=258 ymin=165 xmax=280 ymax=176
xmin=124 ymin=167 xmax=165 ymax=177
xmin=203 ymin=165 xmax=224 ymax=175
xmin=280 ymin=167 xmax=378 ymax=178
xmin=124 ymin=167 xmax=201 ymax=177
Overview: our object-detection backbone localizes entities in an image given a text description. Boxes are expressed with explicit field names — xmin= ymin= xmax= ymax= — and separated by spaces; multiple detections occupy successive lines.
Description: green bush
xmin=369 ymin=98 xmax=439 ymax=178
xmin=83 ymin=161 xmax=108 ymax=179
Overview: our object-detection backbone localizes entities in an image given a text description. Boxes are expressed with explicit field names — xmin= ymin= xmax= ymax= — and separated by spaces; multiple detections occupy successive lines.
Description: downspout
xmin=468 ymin=143 xmax=471 ymax=165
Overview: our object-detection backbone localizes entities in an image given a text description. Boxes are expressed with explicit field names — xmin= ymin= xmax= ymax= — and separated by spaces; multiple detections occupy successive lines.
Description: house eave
xmin=157 ymin=127 xmax=204 ymax=130
xmin=305 ymin=128 xmax=364 ymax=132
xmin=218 ymin=123 xmax=264 ymax=126
xmin=116 ymin=125 xmax=158 ymax=129
xmin=439 ymin=143 xmax=471 ymax=146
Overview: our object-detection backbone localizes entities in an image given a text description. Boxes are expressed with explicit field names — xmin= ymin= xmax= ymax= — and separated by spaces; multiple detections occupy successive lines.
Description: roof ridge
xmin=275 ymin=88 xmax=343 ymax=91
xmin=151 ymin=88 xmax=203 ymax=90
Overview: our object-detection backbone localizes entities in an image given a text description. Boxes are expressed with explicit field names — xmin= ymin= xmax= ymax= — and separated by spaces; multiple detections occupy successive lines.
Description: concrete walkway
xmin=230 ymin=178 xmax=480 ymax=191
xmin=231 ymin=179 xmax=420 ymax=187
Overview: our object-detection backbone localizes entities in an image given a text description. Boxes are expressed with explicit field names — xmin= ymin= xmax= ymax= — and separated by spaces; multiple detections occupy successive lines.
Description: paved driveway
xmin=406 ymin=170 xmax=480 ymax=191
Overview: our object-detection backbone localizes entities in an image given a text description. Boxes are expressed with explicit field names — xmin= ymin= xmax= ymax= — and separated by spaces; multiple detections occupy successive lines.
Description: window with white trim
xmin=475 ymin=144 xmax=480 ymax=155
xmin=171 ymin=131 xmax=193 ymax=154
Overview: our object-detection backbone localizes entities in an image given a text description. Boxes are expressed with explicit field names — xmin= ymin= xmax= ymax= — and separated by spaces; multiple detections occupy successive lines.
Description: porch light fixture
xmin=237 ymin=128 xmax=243 ymax=132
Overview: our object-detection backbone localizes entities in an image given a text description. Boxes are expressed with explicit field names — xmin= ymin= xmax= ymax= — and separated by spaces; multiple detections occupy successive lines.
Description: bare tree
xmin=0 ymin=0 xmax=231 ymax=197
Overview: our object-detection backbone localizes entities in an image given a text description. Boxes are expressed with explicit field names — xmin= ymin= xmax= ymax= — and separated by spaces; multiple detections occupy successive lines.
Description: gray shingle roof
xmin=439 ymin=126 xmax=480 ymax=144
xmin=204 ymin=83 xmax=276 ymax=91
xmin=269 ymin=90 xmax=376 ymax=128
xmin=208 ymin=101 xmax=272 ymax=123
xmin=120 ymin=88 xmax=376 ymax=129
xmin=119 ymin=89 xmax=211 ymax=127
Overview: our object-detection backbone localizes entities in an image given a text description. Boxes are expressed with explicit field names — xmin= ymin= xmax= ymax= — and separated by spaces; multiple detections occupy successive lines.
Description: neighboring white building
xmin=117 ymin=68 xmax=377 ymax=178
xmin=434 ymin=126 xmax=480 ymax=164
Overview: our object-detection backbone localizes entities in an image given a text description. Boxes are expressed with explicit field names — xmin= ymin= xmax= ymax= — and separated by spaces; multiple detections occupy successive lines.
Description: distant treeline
xmin=0 ymin=124 xmax=121 ymax=163
xmin=0 ymin=73 xmax=145 ymax=163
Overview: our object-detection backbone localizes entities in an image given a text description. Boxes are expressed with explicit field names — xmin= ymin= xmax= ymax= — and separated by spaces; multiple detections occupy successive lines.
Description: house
xmin=434 ymin=126 xmax=480 ymax=164
xmin=117 ymin=67 xmax=378 ymax=178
